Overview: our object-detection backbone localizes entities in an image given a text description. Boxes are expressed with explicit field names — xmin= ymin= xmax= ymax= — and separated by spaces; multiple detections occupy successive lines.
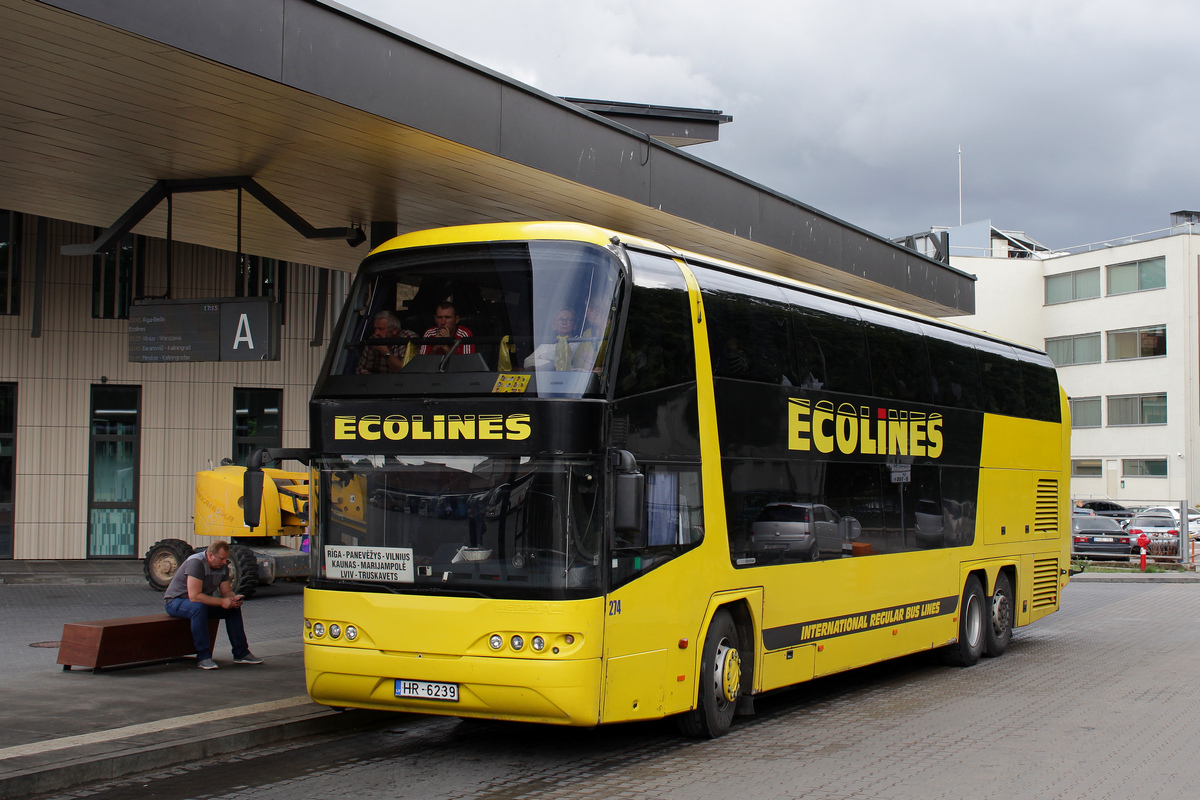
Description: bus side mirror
xmin=612 ymin=450 xmax=644 ymax=535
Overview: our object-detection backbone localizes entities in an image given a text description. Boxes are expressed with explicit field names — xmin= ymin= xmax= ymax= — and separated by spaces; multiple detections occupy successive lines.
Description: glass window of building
xmin=1071 ymin=459 xmax=1102 ymax=477
xmin=1107 ymin=325 xmax=1166 ymax=361
xmin=1045 ymin=333 xmax=1100 ymax=366
xmin=0 ymin=383 xmax=14 ymax=558
xmin=233 ymin=388 xmax=282 ymax=466
xmin=1108 ymin=393 xmax=1167 ymax=426
xmin=87 ymin=385 xmax=140 ymax=557
xmin=91 ymin=233 xmax=144 ymax=320
xmin=1044 ymin=268 xmax=1100 ymax=304
xmin=1107 ymin=257 xmax=1166 ymax=295
xmin=1070 ymin=397 xmax=1101 ymax=428
xmin=1122 ymin=458 xmax=1167 ymax=477
xmin=1 ymin=210 xmax=20 ymax=316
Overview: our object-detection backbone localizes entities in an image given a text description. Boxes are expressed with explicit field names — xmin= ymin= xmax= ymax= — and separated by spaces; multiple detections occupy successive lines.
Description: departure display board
xmin=128 ymin=299 xmax=279 ymax=363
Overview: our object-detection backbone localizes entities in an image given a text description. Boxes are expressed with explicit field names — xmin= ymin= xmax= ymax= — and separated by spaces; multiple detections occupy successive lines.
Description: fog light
xmin=511 ymin=635 xmax=524 ymax=651
xmin=531 ymin=636 xmax=545 ymax=651
xmin=345 ymin=625 xmax=358 ymax=641
xmin=489 ymin=634 xmax=504 ymax=650
xmin=564 ymin=634 xmax=575 ymax=645
xmin=313 ymin=623 xmax=325 ymax=638
xmin=329 ymin=624 xmax=341 ymax=639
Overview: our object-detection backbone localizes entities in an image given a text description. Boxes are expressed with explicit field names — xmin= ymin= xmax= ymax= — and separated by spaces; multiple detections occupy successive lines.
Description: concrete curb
xmin=0 ymin=702 xmax=398 ymax=800
xmin=1070 ymin=571 xmax=1200 ymax=583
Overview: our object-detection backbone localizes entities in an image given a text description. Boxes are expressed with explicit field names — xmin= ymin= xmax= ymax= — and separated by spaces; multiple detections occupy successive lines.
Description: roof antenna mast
xmin=958 ymin=145 xmax=963 ymax=227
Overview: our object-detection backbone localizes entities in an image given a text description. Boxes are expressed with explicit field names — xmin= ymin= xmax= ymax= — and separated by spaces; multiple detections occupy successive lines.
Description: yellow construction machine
xmin=142 ymin=450 xmax=311 ymax=597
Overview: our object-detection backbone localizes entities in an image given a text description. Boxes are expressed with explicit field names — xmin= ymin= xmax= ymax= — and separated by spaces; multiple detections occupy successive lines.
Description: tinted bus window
xmin=858 ymin=308 xmax=933 ymax=405
xmin=692 ymin=266 xmax=795 ymax=385
xmin=786 ymin=291 xmax=871 ymax=396
xmin=921 ymin=324 xmax=984 ymax=411
xmin=975 ymin=340 xmax=1025 ymax=417
xmin=1017 ymin=352 xmax=1062 ymax=423
xmin=614 ymin=252 xmax=696 ymax=397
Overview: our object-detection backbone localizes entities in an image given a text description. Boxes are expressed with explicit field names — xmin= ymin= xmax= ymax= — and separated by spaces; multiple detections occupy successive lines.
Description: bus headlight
xmin=531 ymin=636 xmax=545 ymax=651
xmin=313 ymin=623 xmax=325 ymax=638
xmin=329 ymin=624 xmax=342 ymax=639
xmin=345 ymin=625 xmax=358 ymax=641
xmin=489 ymin=634 xmax=504 ymax=650
xmin=510 ymin=635 xmax=524 ymax=651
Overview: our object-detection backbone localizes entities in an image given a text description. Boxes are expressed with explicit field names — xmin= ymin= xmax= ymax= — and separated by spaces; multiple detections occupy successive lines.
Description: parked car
xmin=1074 ymin=500 xmax=1132 ymax=519
xmin=1071 ymin=516 xmax=1132 ymax=559
xmin=1140 ymin=506 xmax=1200 ymax=538
xmin=748 ymin=502 xmax=861 ymax=561
xmin=1125 ymin=513 xmax=1182 ymax=556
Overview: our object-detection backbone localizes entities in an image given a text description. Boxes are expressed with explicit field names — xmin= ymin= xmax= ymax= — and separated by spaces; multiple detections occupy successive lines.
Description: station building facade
xmin=0 ymin=208 xmax=343 ymax=560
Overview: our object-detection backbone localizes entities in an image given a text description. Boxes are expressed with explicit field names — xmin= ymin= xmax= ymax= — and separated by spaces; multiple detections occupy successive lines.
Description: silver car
xmin=1126 ymin=513 xmax=1182 ymax=556
xmin=749 ymin=502 xmax=861 ymax=561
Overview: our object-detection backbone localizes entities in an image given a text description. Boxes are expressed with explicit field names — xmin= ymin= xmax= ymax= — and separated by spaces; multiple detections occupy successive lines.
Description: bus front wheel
xmin=984 ymin=571 xmax=1013 ymax=657
xmin=940 ymin=575 xmax=985 ymax=667
xmin=677 ymin=609 xmax=740 ymax=738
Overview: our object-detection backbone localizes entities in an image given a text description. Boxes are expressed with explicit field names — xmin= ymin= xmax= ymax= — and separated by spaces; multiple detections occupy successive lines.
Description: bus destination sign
xmin=128 ymin=299 xmax=279 ymax=363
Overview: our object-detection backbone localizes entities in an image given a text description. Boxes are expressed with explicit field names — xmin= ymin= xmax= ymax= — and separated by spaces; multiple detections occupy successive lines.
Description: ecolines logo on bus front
xmin=788 ymin=398 xmax=944 ymax=457
xmin=334 ymin=414 xmax=532 ymax=441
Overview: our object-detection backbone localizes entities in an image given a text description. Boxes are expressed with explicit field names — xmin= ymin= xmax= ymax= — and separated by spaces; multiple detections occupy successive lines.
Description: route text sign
xmin=128 ymin=298 xmax=279 ymax=362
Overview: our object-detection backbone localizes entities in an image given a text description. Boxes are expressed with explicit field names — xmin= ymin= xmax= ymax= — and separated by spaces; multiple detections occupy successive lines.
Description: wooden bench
xmin=57 ymin=614 xmax=221 ymax=672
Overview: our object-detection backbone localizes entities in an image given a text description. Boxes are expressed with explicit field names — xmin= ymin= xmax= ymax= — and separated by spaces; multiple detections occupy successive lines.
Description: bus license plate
xmin=395 ymin=679 xmax=459 ymax=702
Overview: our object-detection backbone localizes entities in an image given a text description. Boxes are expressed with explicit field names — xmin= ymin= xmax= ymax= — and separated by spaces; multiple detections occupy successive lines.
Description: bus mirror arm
xmin=243 ymin=447 xmax=312 ymax=528
xmin=611 ymin=449 xmax=644 ymax=535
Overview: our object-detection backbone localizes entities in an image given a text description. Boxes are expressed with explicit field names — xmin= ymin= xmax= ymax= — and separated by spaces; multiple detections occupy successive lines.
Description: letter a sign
xmin=220 ymin=300 xmax=280 ymax=361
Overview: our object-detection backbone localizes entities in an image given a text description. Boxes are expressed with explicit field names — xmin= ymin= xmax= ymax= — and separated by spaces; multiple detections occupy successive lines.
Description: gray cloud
xmin=348 ymin=0 xmax=1200 ymax=248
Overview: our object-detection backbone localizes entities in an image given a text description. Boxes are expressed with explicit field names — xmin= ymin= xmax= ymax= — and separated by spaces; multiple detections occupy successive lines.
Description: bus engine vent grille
xmin=1033 ymin=479 xmax=1059 ymax=535
xmin=1032 ymin=557 xmax=1060 ymax=609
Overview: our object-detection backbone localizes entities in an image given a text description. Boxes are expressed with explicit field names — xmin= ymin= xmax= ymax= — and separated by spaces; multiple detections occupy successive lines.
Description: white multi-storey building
xmin=905 ymin=213 xmax=1200 ymax=505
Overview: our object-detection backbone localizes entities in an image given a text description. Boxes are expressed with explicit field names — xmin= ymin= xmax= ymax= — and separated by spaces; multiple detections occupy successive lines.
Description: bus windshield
xmin=313 ymin=454 xmax=604 ymax=599
xmin=320 ymin=240 xmax=622 ymax=398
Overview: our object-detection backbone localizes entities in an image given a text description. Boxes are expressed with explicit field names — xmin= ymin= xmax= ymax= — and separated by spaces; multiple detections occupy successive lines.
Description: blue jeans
xmin=165 ymin=598 xmax=249 ymax=661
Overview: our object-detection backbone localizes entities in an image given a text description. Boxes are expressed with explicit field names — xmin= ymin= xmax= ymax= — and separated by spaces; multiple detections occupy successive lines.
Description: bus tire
xmin=677 ymin=609 xmax=741 ymax=738
xmin=941 ymin=575 xmax=985 ymax=667
xmin=984 ymin=571 xmax=1013 ymax=658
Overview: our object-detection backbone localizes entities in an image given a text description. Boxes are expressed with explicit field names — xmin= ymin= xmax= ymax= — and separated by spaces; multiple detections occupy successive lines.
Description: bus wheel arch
xmin=984 ymin=567 xmax=1015 ymax=658
xmin=940 ymin=572 xmax=986 ymax=667
xmin=677 ymin=605 xmax=748 ymax=738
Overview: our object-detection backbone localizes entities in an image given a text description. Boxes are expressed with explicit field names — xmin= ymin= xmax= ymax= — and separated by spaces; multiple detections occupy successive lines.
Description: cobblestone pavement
xmin=30 ymin=582 xmax=1200 ymax=800
xmin=0 ymin=582 xmax=304 ymax=673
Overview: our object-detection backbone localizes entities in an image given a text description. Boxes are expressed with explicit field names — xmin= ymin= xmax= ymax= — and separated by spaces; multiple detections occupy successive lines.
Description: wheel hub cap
xmin=714 ymin=640 xmax=741 ymax=703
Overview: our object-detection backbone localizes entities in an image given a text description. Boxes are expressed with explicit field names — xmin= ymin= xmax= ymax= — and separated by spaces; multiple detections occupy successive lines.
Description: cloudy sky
xmin=346 ymin=0 xmax=1197 ymax=250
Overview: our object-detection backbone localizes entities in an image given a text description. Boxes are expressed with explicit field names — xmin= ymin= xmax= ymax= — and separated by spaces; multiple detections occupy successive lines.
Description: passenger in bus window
xmin=571 ymin=303 xmax=611 ymax=372
xmin=524 ymin=307 xmax=577 ymax=369
xmin=356 ymin=310 xmax=417 ymax=374
xmin=419 ymin=301 xmax=475 ymax=356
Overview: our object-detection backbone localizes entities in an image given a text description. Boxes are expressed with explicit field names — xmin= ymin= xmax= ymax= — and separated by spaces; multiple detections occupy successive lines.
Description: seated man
xmin=524 ymin=307 xmax=577 ymax=370
xmin=356 ymin=310 xmax=417 ymax=374
xmin=419 ymin=301 xmax=475 ymax=355
xmin=163 ymin=541 xmax=261 ymax=670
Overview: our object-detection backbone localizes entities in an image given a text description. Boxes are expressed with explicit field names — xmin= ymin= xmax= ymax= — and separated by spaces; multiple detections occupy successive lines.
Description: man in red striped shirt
xmin=419 ymin=301 xmax=474 ymax=356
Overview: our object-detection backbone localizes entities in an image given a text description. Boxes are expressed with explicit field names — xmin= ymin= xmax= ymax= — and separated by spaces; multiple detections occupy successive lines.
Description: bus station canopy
xmin=0 ymin=0 xmax=975 ymax=315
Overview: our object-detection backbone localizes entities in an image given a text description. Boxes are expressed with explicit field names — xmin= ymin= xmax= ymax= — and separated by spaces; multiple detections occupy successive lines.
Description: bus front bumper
xmin=305 ymin=643 xmax=602 ymax=726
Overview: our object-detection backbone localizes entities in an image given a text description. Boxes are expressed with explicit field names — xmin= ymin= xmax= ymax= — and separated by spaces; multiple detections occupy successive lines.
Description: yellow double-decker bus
xmin=299 ymin=221 xmax=1069 ymax=737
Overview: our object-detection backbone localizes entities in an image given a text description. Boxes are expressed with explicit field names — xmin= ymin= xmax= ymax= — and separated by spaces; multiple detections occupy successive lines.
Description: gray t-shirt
xmin=164 ymin=551 xmax=229 ymax=601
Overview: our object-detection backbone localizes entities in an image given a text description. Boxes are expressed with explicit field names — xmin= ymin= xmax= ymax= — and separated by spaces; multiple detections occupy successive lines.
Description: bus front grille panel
xmin=1032 ymin=557 xmax=1060 ymax=608
xmin=1034 ymin=479 xmax=1059 ymax=535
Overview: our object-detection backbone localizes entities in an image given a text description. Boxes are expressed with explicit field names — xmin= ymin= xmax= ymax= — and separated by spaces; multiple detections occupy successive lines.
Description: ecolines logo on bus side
xmin=788 ymin=398 xmax=944 ymax=457
xmin=334 ymin=414 xmax=531 ymax=442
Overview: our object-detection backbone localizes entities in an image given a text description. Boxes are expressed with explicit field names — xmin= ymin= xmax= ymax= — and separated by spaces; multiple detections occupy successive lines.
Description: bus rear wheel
xmin=677 ymin=609 xmax=740 ymax=738
xmin=984 ymin=572 xmax=1013 ymax=658
xmin=940 ymin=575 xmax=985 ymax=667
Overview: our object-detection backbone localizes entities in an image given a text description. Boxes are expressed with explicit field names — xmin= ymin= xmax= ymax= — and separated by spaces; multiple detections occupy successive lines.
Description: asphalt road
xmin=21 ymin=580 xmax=1200 ymax=800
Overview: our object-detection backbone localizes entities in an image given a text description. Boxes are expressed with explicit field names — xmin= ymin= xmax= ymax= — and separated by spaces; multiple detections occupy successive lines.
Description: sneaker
xmin=233 ymin=653 xmax=263 ymax=665
xmin=198 ymin=658 xmax=219 ymax=670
